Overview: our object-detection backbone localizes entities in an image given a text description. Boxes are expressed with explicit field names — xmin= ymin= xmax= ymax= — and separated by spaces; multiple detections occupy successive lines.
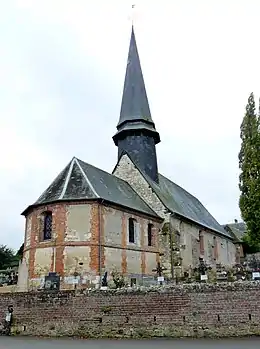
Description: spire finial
xmin=131 ymin=4 xmax=136 ymax=27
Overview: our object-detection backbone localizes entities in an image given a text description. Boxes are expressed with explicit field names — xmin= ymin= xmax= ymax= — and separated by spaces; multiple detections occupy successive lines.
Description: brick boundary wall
xmin=1 ymin=282 xmax=260 ymax=338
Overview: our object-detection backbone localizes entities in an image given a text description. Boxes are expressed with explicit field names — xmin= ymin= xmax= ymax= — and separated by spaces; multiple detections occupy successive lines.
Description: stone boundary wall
xmin=1 ymin=282 xmax=260 ymax=338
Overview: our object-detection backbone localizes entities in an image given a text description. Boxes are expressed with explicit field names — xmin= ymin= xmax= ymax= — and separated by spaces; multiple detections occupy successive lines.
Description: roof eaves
xmin=97 ymin=198 xmax=162 ymax=221
xmin=171 ymin=212 xmax=233 ymax=240
xmin=21 ymin=197 xmax=162 ymax=221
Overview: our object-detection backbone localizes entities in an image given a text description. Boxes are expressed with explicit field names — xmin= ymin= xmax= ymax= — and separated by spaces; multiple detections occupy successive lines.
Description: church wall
xmin=113 ymin=154 xmax=170 ymax=280
xmin=113 ymin=154 xmax=236 ymax=279
xmin=22 ymin=201 xmax=161 ymax=290
xmin=65 ymin=204 xmax=92 ymax=241
xmin=24 ymin=215 xmax=32 ymax=248
xmin=170 ymin=215 xmax=236 ymax=272
xmin=63 ymin=246 xmax=92 ymax=286
xmin=104 ymin=247 xmax=122 ymax=273
xmin=34 ymin=247 xmax=53 ymax=276
xmin=21 ymin=202 xmax=99 ymax=290
xmin=126 ymin=250 xmax=142 ymax=274
xmin=103 ymin=206 xmax=122 ymax=245
xmin=113 ymin=154 xmax=169 ymax=220
xmin=101 ymin=205 xmax=161 ymax=285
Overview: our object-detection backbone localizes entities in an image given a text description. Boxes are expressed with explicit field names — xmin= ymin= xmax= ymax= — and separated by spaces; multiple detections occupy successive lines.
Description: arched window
xmin=199 ymin=230 xmax=204 ymax=256
xmin=213 ymin=236 xmax=218 ymax=261
xmin=43 ymin=211 xmax=52 ymax=240
xmin=128 ymin=218 xmax=136 ymax=243
xmin=148 ymin=223 xmax=154 ymax=246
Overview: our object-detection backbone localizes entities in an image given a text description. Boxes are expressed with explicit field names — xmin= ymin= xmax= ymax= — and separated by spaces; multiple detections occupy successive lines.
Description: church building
xmin=19 ymin=27 xmax=236 ymax=290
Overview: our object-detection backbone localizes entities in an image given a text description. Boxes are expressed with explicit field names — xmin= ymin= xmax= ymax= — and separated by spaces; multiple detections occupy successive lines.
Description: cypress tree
xmin=239 ymin=93 xmax=260 ymax=247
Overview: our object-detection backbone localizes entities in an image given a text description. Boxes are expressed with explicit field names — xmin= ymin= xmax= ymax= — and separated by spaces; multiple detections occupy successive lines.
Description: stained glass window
xmin=43 ymin=212 xmax=52 ymax=240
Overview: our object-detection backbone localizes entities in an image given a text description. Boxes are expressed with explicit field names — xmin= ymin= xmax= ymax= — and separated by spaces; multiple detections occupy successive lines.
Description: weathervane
xmin=131 ymin=4 xmax=136 ymax=26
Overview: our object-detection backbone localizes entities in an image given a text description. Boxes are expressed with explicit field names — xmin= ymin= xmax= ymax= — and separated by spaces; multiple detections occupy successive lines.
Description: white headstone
xmin=158 ymin=276 xmax=164 ymax=282
xmin=252 ymin=272 xmax=260 ymax=280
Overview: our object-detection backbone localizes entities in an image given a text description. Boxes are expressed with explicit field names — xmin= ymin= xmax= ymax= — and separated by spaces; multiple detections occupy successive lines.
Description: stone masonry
xmin=20 ymin=200 xmax=162 ymax=290
xmin=1 ymin=282 xmax=260 ymax=338
xmin=114 ymin=154 xmax=236 ymax=274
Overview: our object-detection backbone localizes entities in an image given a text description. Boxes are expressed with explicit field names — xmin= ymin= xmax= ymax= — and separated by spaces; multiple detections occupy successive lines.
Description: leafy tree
xmin=239 ymin=93 xmax=260 ymax=248
xmin=242 ymin=234 xmax=260 ymax=254
xmin=0 ymin=245 xmax=15 ymax=270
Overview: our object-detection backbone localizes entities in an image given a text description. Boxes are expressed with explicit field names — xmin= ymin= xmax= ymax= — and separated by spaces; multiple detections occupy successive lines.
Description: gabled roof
xmin=21 ymin=157 xmax=160 ymax=219
xmin=114 ymin=153 xmax=232 ymax=239
xmin=222 ymin=222 xmax=246 ymax=242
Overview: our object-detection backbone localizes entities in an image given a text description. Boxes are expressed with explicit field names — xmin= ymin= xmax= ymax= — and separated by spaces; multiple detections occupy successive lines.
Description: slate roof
xmin=113 ymin=26 xmax=160 ymax=145
xmin=119 ymin=156 xmax=232 ymax=238
xmin=222 ymin=222 xmax=246 ymax=242
xmin=21 ymin=157 xmax=160 ymax=219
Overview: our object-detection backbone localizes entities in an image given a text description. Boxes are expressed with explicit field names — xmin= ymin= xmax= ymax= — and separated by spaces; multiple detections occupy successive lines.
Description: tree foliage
xmin=0 ymin=245 xmax=15 ymax=270
xmin=242 ymin=233 xmax=260 ymax=254
xmin=0 ymin=243 xmax=24 ymax=270
xmin=239 ymin=93 xmax=260 ymax=248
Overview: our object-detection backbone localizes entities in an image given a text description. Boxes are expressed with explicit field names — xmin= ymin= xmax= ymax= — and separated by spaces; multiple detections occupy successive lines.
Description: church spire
xmin=113 ymin=25 xmax=160 ymax=183
xmin=116 ymin=26 xmax=157 ymax=130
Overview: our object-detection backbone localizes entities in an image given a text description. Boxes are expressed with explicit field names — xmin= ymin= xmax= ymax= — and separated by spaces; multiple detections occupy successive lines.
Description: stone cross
xmin=153 ymin=262 xmax=166 ymax=285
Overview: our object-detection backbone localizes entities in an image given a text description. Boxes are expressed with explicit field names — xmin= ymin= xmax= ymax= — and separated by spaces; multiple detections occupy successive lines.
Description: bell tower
xmin=113 ymin=26 xmax=160 ymax=183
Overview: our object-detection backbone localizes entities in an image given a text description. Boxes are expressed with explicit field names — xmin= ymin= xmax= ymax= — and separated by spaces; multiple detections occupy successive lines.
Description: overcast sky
xmin=1 ymin=0 xmax=259 ymax=249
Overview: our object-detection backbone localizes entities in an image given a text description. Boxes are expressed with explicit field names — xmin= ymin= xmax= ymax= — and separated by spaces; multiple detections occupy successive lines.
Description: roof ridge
xmin=58 ymin=157 xmax=76 ymax=200
xmin=74 ymin=158 xmax=99 ymax=198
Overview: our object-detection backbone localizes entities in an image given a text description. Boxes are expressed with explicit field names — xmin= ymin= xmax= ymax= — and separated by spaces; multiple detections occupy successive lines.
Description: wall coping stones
xmin=1 ymin=281 xmax=260 ymax=300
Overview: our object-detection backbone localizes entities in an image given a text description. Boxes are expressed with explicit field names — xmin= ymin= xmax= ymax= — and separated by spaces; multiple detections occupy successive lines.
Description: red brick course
xmin=23 ymin=200 xmax=162 ymax=284
xmin=89 ymin=203 xmax=100 ymax=273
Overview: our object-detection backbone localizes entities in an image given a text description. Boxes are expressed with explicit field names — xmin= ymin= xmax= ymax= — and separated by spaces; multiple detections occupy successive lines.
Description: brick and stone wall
xmin=170 ymin=216 xmax=236 ymax=272
xmin=20 ymin=200 xmax=161 ymax=291
xmin=1 ymin=282 xmax=260 ymax=338
xmin=114 ymin=154 xmax=236 ymax=273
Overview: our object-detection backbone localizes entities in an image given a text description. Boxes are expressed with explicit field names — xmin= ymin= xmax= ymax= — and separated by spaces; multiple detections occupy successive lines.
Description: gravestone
xmin=44 ymin=272 xmax=60 ymax=291
xmin=100 ymin=271 xmax=108 ymax=290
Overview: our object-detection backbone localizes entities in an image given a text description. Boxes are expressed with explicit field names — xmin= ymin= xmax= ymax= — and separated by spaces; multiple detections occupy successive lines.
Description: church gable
xmin=113 ymin=154 xmax=169 ymax=220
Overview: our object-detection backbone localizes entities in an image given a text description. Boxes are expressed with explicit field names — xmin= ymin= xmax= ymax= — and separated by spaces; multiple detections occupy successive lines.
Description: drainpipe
xmin=98 ymin=200 xmax=104 ymax=288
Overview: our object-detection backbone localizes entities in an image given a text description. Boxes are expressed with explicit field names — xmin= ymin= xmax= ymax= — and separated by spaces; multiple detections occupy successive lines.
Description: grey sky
xmin=1 ymin=0 xmax=259 ymax=249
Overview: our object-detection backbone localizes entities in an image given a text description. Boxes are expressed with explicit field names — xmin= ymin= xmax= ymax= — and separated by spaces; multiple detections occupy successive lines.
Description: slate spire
xmin=113 ymin=26 xmax=160 ymax=183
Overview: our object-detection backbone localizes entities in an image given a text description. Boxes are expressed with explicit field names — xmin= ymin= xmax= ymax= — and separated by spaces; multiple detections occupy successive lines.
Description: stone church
xmin=19 ymin=27 xmax=236 ymax=290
